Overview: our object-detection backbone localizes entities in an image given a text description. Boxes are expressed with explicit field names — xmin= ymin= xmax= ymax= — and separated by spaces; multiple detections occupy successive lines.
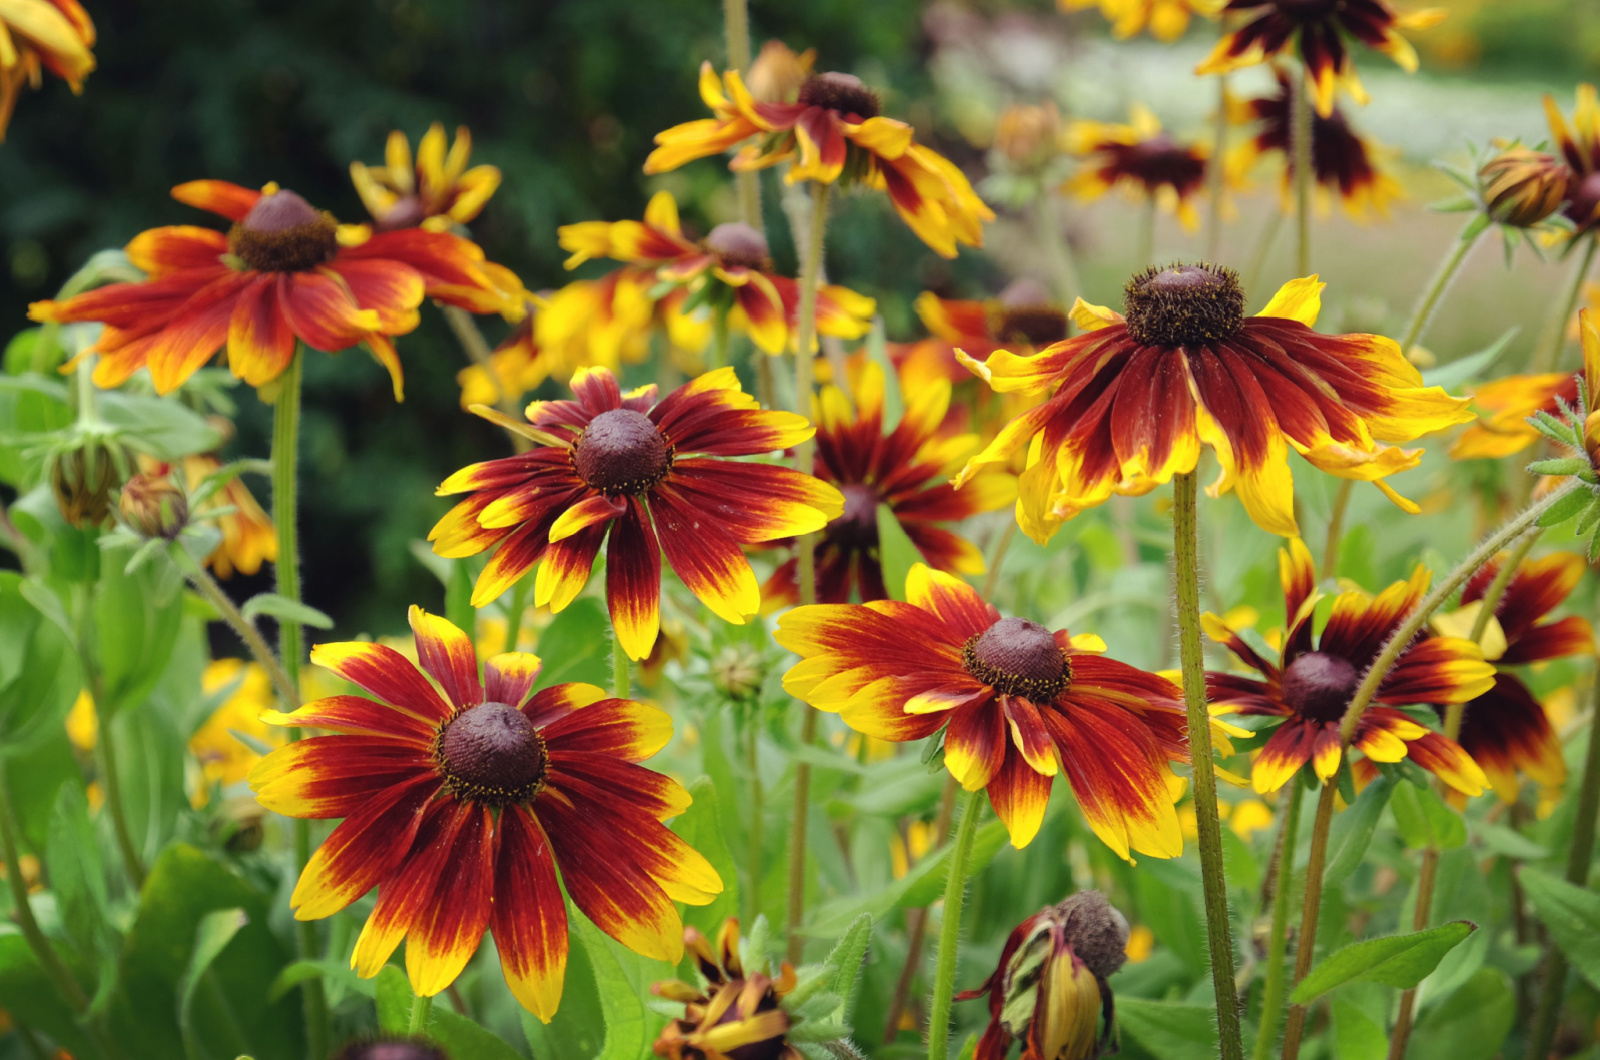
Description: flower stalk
xmin=1173 ymin=470 xmax=1245 ymax=1060
xmin=1251 ymin=779 xmax=1304 ymax=1060
xmin=926 ymin=788 xmax=983 ymax=1060
xmin=1530 ymin=233 xmax=1599 ymax=374
xmin=1292 ymin=64 xmax=1313 ymax=277
xmin=613 ymin=632 xmax=631 ymax=700
xmin=408 ymin=993 xmax=432 ymax=1036
xmin=174 ymin=548 xmax=299 ymax=709
xmin=1398 ymin=217 xmax=1486 ymax=356
xmin=722 ymin=0 xmax=762 ymax=234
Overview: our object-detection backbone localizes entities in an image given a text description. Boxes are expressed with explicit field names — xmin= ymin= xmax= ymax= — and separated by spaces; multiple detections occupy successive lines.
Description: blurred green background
xmin=4 ymin=0 xmax=1600 ymax=635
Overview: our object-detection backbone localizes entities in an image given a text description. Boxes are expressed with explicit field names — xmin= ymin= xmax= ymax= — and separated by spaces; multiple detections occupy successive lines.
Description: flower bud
xmin=1479 ymin=147 xmax=1568 ymax=228
xmin=711 ymin=644 xmax=765 ymax=702
xmin=49 ymin=440 xmax=133 ymax=529
xmin=994 ymin=102 xmax=1062 ymax=169
xmin=119 ymin=471 xmax=189 ymax=539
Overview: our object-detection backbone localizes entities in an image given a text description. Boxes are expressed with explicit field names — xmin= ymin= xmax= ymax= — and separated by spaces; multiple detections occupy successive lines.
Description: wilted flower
xmin=351 ymin=123 xmax=502 ymax=232
xmin=958 ymin=891 xmax=1130 ymax=1060
xmin=118 ymin=470 xmax=188 ymax=540
xmin=0 ymin=0 xmax=95 ymax=141
xmin=652 ymin=918 xmax=801 ymax=1060
xmin=1479 ymin=146 xmax=1569 ymax=229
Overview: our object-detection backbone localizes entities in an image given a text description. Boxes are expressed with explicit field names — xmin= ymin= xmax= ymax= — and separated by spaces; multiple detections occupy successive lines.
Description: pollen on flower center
xmin=834 ymin=482 xmax=881 ymax=547
xmin=705 ymin=222 xmax=774 ymax=272
xmin=435 ymin=702 xmax=549 ymax=806
xmin=963 ymin=616 xmax=1070 ymax=700
xmin=1122 ymin=262 xmax=1245 ymax=348
xmin=572 ymin=408 xmax=674 ymax=496
xmin=228 ymin=189 xmax=339 ymax=273
xmin=1280 ymin=651 xmax=1360 ymax=723
xmin=798 ymin=72 xmax=881 ymax=120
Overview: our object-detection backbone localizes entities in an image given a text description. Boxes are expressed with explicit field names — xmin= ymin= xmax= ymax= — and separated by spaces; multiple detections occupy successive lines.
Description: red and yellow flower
xmin=250 ymin=607 xmax=721 ymax=1019
xmin=1431 ymin=552 xmax=1592 ymax=802
xmin=644 ymin=65 xmax=993 ymax=258
xmin=1060 ymin=0 xmax=1226 ymax=43
xmin=1063 ymin=105 xmax=1214 ymax=230
xmin=1545 ymin=84 xmax=1600 ymax=236
xmin=431 ymin=365 xmax=842 ymax=660
xmin=29 ymin=181 xmax=521 ymax=399
xmin=1449 ymin=372 xmax=1575 ymax=460
xmin=0 ymin=0 xmax=94 ymax=140
xmin=762 ymin=361 xmax=1016 ymax=606
xmin=559 ymin=190 xmax=874 ymax=355
xmin=955 ymin=265 xmax=1474 ymax=541
xmin=538 ymin=271 xmax=710 ymax=383
xmin=350 ymin=123 xmax=501 ymax=232
xmin=776 ymin=564 xmax=1189 ymax=857
xmin=892 ymin=280 xmax=1071 ymax=395
xmin=652 ymin=918 xmax=801 ymax=1060
xmin=1205 ymin=538 xmax=1491 ymax=795
xmin=1197 ymin=0 xmax=1446 ymax=117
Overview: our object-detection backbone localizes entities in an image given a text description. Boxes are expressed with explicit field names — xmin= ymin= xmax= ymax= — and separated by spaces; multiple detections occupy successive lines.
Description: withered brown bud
xmin=1054 ymin=889 xmax=1131 ymax=981
xmin=119 ymin=471 xmax=189 ymax=540
xmin=1479 ymin=147 xmax=1569 ymax=228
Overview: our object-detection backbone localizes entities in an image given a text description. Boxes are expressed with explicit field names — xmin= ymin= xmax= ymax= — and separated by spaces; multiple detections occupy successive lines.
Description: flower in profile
xmin=1449 ymin=372 xmax=1575 ymax=460
xmin=29 ymin=181 xmax=521 ymax=399
xmin=652 ymin=918 xmax=801 ymax=1060
xmin=1431 ymin=553 xmax=1592 ymax=802
xmin=1231 ymin=70 xmax=1402 ymax=219
xmin=958 ymin=891 xmax=1129 ymax=1060
xmin=644 ymin=65 xmax=993 ymax=258
xmin=0 ymin=0 xmax=95 ymax=141
xmin=558 ymin=191 xmax=874 ymax=355
xmin=893 ymin=279 xmax=1071 ymax=393
xmin=1205 ymin=538 xmax=1492 ymax=795
xmin=955 ymin=265 xmax=1474 ymax=541
xmin=431 ymin=366 xmax=842 ymax=660
xmin=762 ymin=361 xmax=1015 ymax=605
xmin=1479 ymin=145 xmax=1569 ymax=230
xmin=1063 ymin=105 xmax=1213 ymax=229
xmin=1197 ymin=0 xmax=1446 ymax=117
xmin=250 ymin=607 xmax=722 ymax=1018
xmin=777 ymin=563 xmax=1189 ymax=857
xmin=1059 ymin=0 xmax=1225 ymax=43
xmin=191 ymin=658 xmax=284 ymax=807
xmin=350 ymin=123 xmax=501 ymax=232
xmin=157 ymin=453 xmax=277 ymax=578
xmin=1545 ymin=85 xmax=1600 ymax=235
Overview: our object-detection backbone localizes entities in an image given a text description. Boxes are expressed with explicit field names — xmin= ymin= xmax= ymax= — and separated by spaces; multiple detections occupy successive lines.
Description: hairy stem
xmin=746 ymin=717 xmax=764 ymax=926
xmin=612 ymin=632 xmax=630 ymax=700
xmin=1251 ymin=780 xmax=1304 ymax=1060
xmin=176 ymin=551 xmax=299 ymax=708
xmin=883 ymin=774 xmax=960 ymax=1042
xmin=1322 ymin=480 xmax=1352 ymax=581
xmin=1530 ymin=234 xmax=1599 ymax=374
xmin=1292 ymin=64 xmax=1313 ymax=277
xmin=926 ymin=788 xmax=983 ymax=1060
xmin=1398 ymin=218 xmax=1485 ymax=356
xmin=1280 ymin=780 xmax=1338 ymax=1060
xmin=723 ymin=0 xmax=762 ymax=233
xmin=408 ymin=992 xmax=432 ymax=1036
xmin=710 ymin=307 xmax=731 ymax=371
xmin=1205 ymin=68 xmax=1230 ymax=262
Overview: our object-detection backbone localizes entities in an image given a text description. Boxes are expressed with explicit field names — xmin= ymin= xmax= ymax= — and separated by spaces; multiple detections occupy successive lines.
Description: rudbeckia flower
xmin=892 ymin=279 xmax=1071 ymax=393
xmin=1431 ymin=552 xmax=1592 ymax=802
xmin=1205 ymin=538 xmax=1492 ymax=795
xmin=652 ymin=919 xmax=802 ymax=1060
xmin=955 ymin=264 xmax=1474 ymax=541
xmin=249 ymin=607 xmax=722 ymax=1019
xmin=1546 ymin=85 xmax=1600 ymax=236
xmin=1449 ymin=372 xmax=1576 ymax=459
xmin=350 ymin=123 xmax=501 ymax=232
xmin=538 ymin=272 xmax=709 ymax=384
xmin=644 ymin=64 xmax=993 ymax=258
xmin=1059 ymin=0 xmax=1226 ymax=43
xmin=776 ymin=563 xmax=1189 ymax=857
xmin=29 ymin=181 xmax=520 ymax=399
xmin=762 ymin=361 xmax=1016 ymax=606
xmin=1197 ymin=0 xmax=1446 ymax=118
xmin=0 ymin=0 xmax=94 ymax=140
xmin=558 ymin=190 xmax=874 ymax=355
xmin=191 ymin=658 xmax=283 ymax=806
xmin=1231 ymin=70 xmax=1402 ymax=219
xmin=431 ymin=366 xmax=843 ymax=660
xmin=172 ymin=453 xmax=276 ymax=578
xmin=1063 ymin=105 xmax=1214 ymax=230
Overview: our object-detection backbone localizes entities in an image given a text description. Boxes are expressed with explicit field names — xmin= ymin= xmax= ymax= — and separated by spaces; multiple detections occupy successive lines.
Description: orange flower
xmin=644 ymin=64 xmax=992 ymax=258
xmin=29 ymin=181 xmax=520 ymax=399
xmin=1060 ymin=0 xmax=1226 ymax=42
xmin=893 ymin=280 xmax=1071 ymax=393
xmin=0 ymin=0 xmax=95 ymax=140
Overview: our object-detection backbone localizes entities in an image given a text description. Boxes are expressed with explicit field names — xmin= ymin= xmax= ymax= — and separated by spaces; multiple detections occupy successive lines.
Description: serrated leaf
xmin=238 ymin=593 xmax=333 ymax=629
xmin=823 ymin=913 xmax=873 ymax=1023
xmin=1526 ymin=458 xmax=1589 ymax=476
xmin=1519 ymin=867 xmax=1600 ymax=990
xmin=1290 ymin=921 xmax=1476 ymax=1003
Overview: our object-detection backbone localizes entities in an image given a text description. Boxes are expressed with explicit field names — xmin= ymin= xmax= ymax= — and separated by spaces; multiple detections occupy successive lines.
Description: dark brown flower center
xmin=375 ymin=195 xmax=428 ymax=231
xmin=993 ymin=278 xmax=1068 ymax=346
xmin=1565 ymin=170 xmax=1600 ymax=230
xmin=1123 ymin=262 xmax=1245 ymax=348
xmin=1274 ymin=0 xmax=1339 ymax=21
xmin=572 ymin=408 xmax=673 ymax=496
xmin=963 ymin=616 xmax=1070 ymax=700
xmin=798 ymin=72 xmax=881 ymax=120
xmin=833 ymin=482 xmax=881 ymax=549
xmin=228 ymin=189 xmax=339 ymax=272
xmin=1280 ymin=651 xmax=1360 ymax=723
xmin=705 ymin=222 xmax=773 ymax=272
xmin=333 ymin=1038 xmax=449 ymax=1060
xmin=435 ymin=702 xmax=548 ymax=806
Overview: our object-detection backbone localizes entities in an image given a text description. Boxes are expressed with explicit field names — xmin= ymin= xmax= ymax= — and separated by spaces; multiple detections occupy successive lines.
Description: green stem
xmin=710 ymin=307 xmax=731 ymax=371
xmin=1525 ymin=629 xmax=1600 ymax=1059
xmin=503 ymin=577 xmax=530 ymax=657
xmin=1322 ymin=480 xmax=1352 ymax=582
xmin=1464 ymin=530 xmax=1540 ymax=662
xmin=73 ymin=584 xmax=146 ymax=890
xmin=981 ymin=520 xmax=1018 ymax=601
xmin=746 ymin=718 xmax=764 ymax=926
xmin=1281 ymin=781 xmax=1338 ymax=1060
xmin=1173 ymin=471 xmax=1245 ymax=1060
xmin=612 ymin=633 xmax=630 ymax=700
xmin=1036 ymin=192 xmax=1081 ymax=312
xmin=883 ymin=775 xmax=960 ymax=1043
xmin=1398 ymin=218 xmax=1485 ymax=356
xmin=175 ymin=550 xmax=299 ymax=708
xmin=1530 ymin=234 xmax=1599 ymax=375
xmin=926 ymin=788 xmax=983 ymax=1060
xmin=1137 ymin=199 xmax=1156 ymax=270
xmin=408 ymin=992 xmax=433 ymax=1036
xmin=723 ymin=0 xmax=762 ymax=234
xmin=1242 ymin=211 xmax=1284 ymax=302
xmin=1205 ymin=68 xmax=1230 ymax=262
xmin=0 ymin=758 xmax=89 ymax=1014
xmin=442 ymin=304 xmax=529 ymax=452
xmin=1292 ymin=64 xmax=1313 ymax=277
xmin=1251 ymin=780 xmax=1304 ymax=1060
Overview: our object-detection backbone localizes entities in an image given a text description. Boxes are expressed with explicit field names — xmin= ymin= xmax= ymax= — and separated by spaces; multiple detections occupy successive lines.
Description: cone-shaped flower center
xmin=963 ymin=616 xmax=1070 ymax=700
xmin=995 ymin=278 xmax=1068 ymax=345
xmin=834 ymin=482 xmax=881 ymax=548
xmin=334 ymin=1038 xmax=449 ymax=1060
xmin=705 ymin=222 xmax=773 ymax=272
xmin=229 ymin=189 xmax=340 ymax=272
xmin=798 ymin=72 xmax=881 ymax=120
xmin=1123 ymin=262 xmax=1245 ymax=348
xmin=436 ymin=702 xmax=549 ymax=805
xmin=1055 ymin=889 xmax=1131 ymax=980
xmin=375 ymin=195 xmax=428 ymax=232
xmin=1281 ymin=650 xmax=1360 ymax=723
xmin=573 ymin=409 xmax=673 ymax=496
xmin=1565 ymin=170 xmax=1600 ymax=229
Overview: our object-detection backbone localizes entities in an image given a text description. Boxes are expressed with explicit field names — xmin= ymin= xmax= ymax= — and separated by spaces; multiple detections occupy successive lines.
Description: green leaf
xmin=576 ymin=913 xmax=657 ymax=1060
xmin=1537 ymin=486 xmax=1593 ymax=528
xmin=532 ymin=597 xmax=612 ymax=689
xmin=238 ymin=592 xmax=334 ymax=629
xmin=0 ymin=931 xmax=98 ymax=1058
xmin=520 ymin=913 xmax=606 ymax=1058
xmin=93 ymin=543 xmax=185 ymax=716
xmin=0 ymin=572 xmax=81 ymax=758
xmin=1115 ymin=998 xmax=1218 ymax=1060
xmin=1390 ymin=781 xmax=1466 ymax=850
xmin=1325 ymin=774 xmax=1394 ymax=884
xmin=375 ymin=966 xmax=524 ymax=1060
xmin=44 ymin=782 xmax=117 ymax=1012
xmin=1473 ymin=821 xmax=1547 ymax=860
xmin=823 ymin=913 xmax=873 ymax=1023
xmin=1410 ymin=968 xmax=1515 ymax=1060
xmin=1422 ymin=327 xmax=1517 ymax=391
xmin=1519 ymin=867 xmax=1600 ymax=990
xmin=1330 ymin=996 xmax=1388 ymax=1060
xmin=671 ymin=777 xmax=739 ymax=938
xmin=178 ymin=908 xmax=249 ymax=1060
xmin=863 ymin=317 xmax=903 ymax=430
xmin=1526 ymin=458 xmax=1591 ymax=476
xmin=876 ymin=503 xmax=919 ymax=602
xmin=1289 ymin=921 xmax=1477 ymax=1003
xmin=97 ymin=391 xmax=224 ymax=460
xmin=446 ymin=557 xmax=475 ymax=637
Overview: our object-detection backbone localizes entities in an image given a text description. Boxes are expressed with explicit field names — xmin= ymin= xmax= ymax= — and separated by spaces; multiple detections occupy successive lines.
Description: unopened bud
xmin=1479 ymin=147 xmax=1568 ymax=228
xmin=49 ymin=441 xmax=133 ymax=529
xmin=994 ymin=102 xmax=1061 ymax=168
xmin=710 ymin=645 xmax=765 ymax=702
xmin=119 ymin=472 xmax=189 ymax=539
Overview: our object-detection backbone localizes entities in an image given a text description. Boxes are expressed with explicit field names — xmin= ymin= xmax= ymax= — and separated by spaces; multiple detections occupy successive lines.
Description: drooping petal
xmin=351 ymin=798 xmax=471 ymax=978
xmin=227 ymin=274 xmax=297 ymax=387
xmin=650 ymin=487 xmax=761 ymax=625
xmin=986 ymin=748 xmax=1055 ymax=849
xmin=406 ymin=802 xmax=496 ymax=997
xmin=944 ymin=701 xmax=1008 ymax=791
xmin=606 ymin=498 xmax=662 ymax=661
xmin=493 ymin=805 xmax=568 ymax=1023
xmin=1045 ymin=695 xmax=1183 ymax=860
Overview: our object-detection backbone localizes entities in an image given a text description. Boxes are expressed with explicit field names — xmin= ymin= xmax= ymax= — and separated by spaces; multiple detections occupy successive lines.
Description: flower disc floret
xmin=572 ymin=408 xmax=674 ymax=496
xmin=1123 ymin=263 xmax=1244 ymax=347
xmin=704 ymin=221 xmax=773 ymax=271
xmin=228 ymin=189 xmax=340 ymax=272
xmin=797 ymin=72 xmax=881 ymax=119
xmin=963 ymin=617 xmax=1071 ymax=700
xmin=435 ymin=702 xmax=549 ymax=805
xmin=1280 ymin=651 xmax=1359 ymax=723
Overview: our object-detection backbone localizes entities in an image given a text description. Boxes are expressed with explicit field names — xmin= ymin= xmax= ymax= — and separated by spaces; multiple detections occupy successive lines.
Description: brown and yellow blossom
xmin=351 ymin=123 xmax=502 ymax=232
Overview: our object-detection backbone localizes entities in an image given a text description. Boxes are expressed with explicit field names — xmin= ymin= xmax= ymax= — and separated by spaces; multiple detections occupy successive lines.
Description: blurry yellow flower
xmin=745 ymin=40 xmax=814 ymax=102
xmin=65 ymin=688 xmax=96 ymax=751
xmin=1544 ymin=85 xmax=1600 ymax=237
xmin=0 ymin=0 xmax=95 ymax=141
xmin=1061 ymin=0 xmax=1225 ymax=43
xmin=1125 ymin=923 xmax=1155 ymax=962
xmin=993 ymin=101 xmax=1063 ymax=170
xmin=190 ymin=659 xmax=285 ymax=807
xmin=181 ymin=454 xmax=276 ymax=579
xmin=1228 ymin=799 xmax=1275 ymax=839
xmin=350 ymin=122 xmax=502 ymax=232
xmin=1064 ymin=105 xmax=1217 ymax=229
